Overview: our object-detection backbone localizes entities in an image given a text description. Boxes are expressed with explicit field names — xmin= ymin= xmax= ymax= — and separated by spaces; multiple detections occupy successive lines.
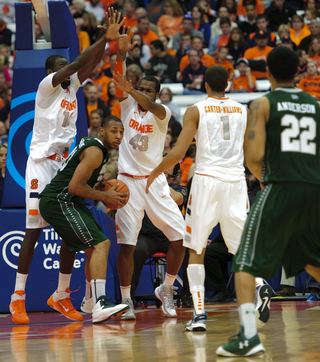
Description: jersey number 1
xmin=62 ymin=111 xmax=70 ymax=127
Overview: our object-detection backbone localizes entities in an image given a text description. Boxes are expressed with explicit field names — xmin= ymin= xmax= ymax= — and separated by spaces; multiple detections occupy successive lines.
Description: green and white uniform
xmin=39 ymin=137 xmax=109 ymax=252
xmin=232 ymin=88 xmax=320 ymax=278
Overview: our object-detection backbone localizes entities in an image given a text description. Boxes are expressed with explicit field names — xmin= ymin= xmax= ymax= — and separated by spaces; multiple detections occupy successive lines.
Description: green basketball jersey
xmin=40 ymin=137 xmax=109 ymax=204
xmin=262 ymin=88 xmax=320 ymax=185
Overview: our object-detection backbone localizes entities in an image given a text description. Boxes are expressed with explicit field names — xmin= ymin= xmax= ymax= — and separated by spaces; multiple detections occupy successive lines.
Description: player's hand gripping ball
xmin=101 ymin=179 xmax=130 ymax=209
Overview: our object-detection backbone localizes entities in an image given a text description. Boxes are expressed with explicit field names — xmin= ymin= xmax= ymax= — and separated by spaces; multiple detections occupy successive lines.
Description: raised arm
xmin=68 ymin=146 xmax=128 ymax=208
xmin=113 ymin=72 xmax=167 ymax=119
xmin=146 ymin=105 xmax=199 ymax=193
xmin=244 ymin=97 xmax=269 ymax=181
xmin=52 ymin=8 xmax=126 ymax=87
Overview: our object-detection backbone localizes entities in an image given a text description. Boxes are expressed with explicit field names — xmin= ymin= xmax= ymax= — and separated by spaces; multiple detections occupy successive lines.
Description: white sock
xmin=14 ymin=273 xmax=28 ymax=292
xmin=239 ymin=303 xmax=257 ymax=339
xmin=57 ymin=273 xmax=71 ymax=293
xmin=85 ymin=279 xmax=92 ymax=300
xmin=187 ymin=264 xmax=205 ymax=315
xmin=91 ymin=279 xmax=106 ymax=305
xmin=120 ymin=285 xmax=131 ymax=300
xmin=164 ymin=272 xmax=176 ymax=287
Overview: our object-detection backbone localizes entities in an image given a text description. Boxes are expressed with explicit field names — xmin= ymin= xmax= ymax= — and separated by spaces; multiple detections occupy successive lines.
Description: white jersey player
xmin=10 ymin=9 xmax=128 ymax=325
xmin=113 ymin=32 xmax=185 ymax=320
xmin=147 ymin=65 xmax=273 ymax=332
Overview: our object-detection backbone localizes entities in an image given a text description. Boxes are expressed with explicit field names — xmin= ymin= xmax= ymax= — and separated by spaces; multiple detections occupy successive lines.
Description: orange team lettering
xmin=129 ymin=119 xmax=153 ymax=133
xmin=61 ymin=99 xmax=76 ymax=111
xmin=31 ymin=179 xmax=38 ymax=190
xmin=204 ymin=105 xmax=242 ymax=113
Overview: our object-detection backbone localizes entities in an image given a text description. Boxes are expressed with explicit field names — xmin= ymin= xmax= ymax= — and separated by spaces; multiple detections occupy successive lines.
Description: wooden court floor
xmin=1 ymin=300 xmax=320 ymax=362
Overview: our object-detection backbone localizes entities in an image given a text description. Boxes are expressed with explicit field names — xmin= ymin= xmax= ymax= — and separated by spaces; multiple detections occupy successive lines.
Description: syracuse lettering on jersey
xmin=204 ymin=105 xmax=242 ymax=113
xmin=129 ymin=119 xmax=153 ymax=133
xmin=61 ymin=99 xmax=76 ymax=111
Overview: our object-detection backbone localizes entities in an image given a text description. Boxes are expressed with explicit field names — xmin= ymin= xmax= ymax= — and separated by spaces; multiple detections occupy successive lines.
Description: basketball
xmin=101 ymin=179 xmax=130 ymax=209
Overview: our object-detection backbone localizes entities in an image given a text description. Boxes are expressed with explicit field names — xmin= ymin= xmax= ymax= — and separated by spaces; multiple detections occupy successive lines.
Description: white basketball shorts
xmin=184 ymin=174 xmax=247 ymax=255
xmin=116 ymin=173 xmax=185 ymax=246
xmin=25 ymin=156 xmax=62 ymax=229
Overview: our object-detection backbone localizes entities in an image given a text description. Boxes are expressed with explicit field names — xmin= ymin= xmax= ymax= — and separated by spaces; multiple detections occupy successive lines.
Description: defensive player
xmin=217 ymin=46 xmax=320 ymax=356
xmin=146 ymin=65 xmax=272 ymax=332
xmin=112 ymin=35 xmax=185 ymax=320
xmin=9 ymin=8 xmax=128 ymax=324
xmin=39 ymin=116 xmax=129 ymax=323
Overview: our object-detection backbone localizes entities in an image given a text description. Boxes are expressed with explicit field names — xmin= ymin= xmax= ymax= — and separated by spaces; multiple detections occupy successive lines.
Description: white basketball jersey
xmin=118 ymin=95 xmax=171 ymax=175
xmin=30 ymin=72 xmax=81 ymax=161
xmin=195 ymin=96 xmax=247 ymax=181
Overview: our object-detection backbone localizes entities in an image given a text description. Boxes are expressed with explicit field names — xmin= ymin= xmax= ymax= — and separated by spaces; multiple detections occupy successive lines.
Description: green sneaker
xmin=216 ymin=327 xmax=265 ymax=357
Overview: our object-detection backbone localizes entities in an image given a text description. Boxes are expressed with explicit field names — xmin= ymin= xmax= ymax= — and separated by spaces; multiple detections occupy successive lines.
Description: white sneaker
xmin=81 ymin=297 xmax=94 ymax=314
xmin=155 ymin=284 xmax=177 ymax=317
xmin=185 ymin=310 xmax=207 ymax=331
xmin=120 ymin=298 xmax=136 ymax=320
xmin=92 ymin=296 xmax=129 ymax=323
xmin=255 ymin=284 xmax=273 ymax=329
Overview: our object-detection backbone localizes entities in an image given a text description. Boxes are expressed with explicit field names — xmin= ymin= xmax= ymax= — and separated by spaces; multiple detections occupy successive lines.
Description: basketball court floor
xmin=1 ymin=299 xmax=320 ymax=362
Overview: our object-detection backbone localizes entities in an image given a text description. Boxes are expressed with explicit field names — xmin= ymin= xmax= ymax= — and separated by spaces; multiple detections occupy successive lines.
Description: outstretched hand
xmin=113 ymin=72 xmax=132 ymax=93
xmin=98 ymin=7 xmax=126 ymax=43
xmin=118 ymin=26 xmax=137 ymax=52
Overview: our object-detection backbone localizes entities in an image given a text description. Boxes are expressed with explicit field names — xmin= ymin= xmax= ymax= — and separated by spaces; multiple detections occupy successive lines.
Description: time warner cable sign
xmin=0 ymin=210 xmax=86 ymax=312
xmin=1 ymin=228 xmax=85 ymax=271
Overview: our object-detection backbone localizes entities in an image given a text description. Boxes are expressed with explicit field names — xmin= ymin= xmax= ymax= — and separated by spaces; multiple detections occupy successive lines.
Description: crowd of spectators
xmin=1 ymin=0 xmax=320 ymax=204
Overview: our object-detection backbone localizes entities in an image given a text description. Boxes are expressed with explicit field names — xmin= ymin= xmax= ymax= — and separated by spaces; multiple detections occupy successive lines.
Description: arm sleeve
xmin=114 ymin=59 xmax=126 ymax=98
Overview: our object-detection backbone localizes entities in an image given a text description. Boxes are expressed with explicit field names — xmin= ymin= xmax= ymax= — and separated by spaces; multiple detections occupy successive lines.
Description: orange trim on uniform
xmin=29 ymin=209 xmax=39 ymax=216
xmin=137 ymin=104 xmax=148 ymax=116
xmin=119 ymin=173 xmax=149 ymax=179
xmin=114 ymin=60 xmax=124 ymax=98
xmin=186 ymin=225 xmax=192 ymax=234
xmin=209 ymin=96 xmax=229 ymax=100
xmin=47 ymin=151 xmax=69 ymax=161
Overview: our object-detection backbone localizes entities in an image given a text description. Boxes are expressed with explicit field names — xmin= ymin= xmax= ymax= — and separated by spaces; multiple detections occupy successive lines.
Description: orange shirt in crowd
xmin=167 ymin=48 xmax=176 ymax=56
xmin=211 ymin=58 xmax=234 ymax=78
xmin=78 ymin=31 xmax=90 ymax=54
xmin=298 ymin=75 xmax=320 ymax=99
xmin=141 ymin=29 xmax=159 ymax=47
xmin=233 ymin=74 xmax=256 ymax=92
xmin=93 ymin=74 xmax=111 ymax=104
xmin=290 ymin=25 xmax=311 ymax=46
xmin=179 ymin=52 xmax=215 ymax=75
xmin=180 ymin=157 xmax=193 ymax=186
xmin=87 ymin=104 xmax=98 ymax=126
xmin=100 ymin=0 xmax=114 ymax=11
xmin=111 ymin=101 xmax=121 ymax=119
xmin=237 ymin=0 xmax=265 ymax=18
xmin=309 ymin=54 xmax=320 ymax=66
xmin=157 ymin=15 xmax=184 ymax=38
xmin=123 ymin=17 xmax=138 ymax=29
xmin=244 ymin=46 xmax=273 ymax=78
xmin=217 ymin=35 xmax=230 ymax=49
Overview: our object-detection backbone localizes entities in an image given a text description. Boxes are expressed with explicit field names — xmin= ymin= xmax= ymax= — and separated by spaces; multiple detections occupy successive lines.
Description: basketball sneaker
xmin=120 ymin=298 xmax=136 ymax=320
xmin=92 ymin=296 xmax=129 ymax=323
xmin=10 ymin=291 xmax=29 ymax=324
xmin=155 ymin=284 xmax=177 ymax=317
xmin=81 ymin=297 xmax=94 ymax=314
xmin=47 ymin=288 xmax=83 ymax=321
xmin=216 ymin=327 xmax=265 ymax=357
xmin=185 ymin=311 xmax=207 ymax=331
xmin=255 ymin=284 xmax=273 ymax=328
